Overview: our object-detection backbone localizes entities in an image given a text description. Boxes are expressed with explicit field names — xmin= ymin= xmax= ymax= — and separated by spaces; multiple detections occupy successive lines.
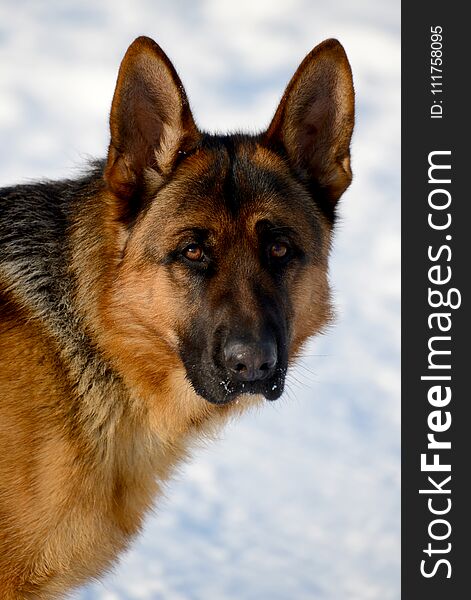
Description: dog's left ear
xmin=105 ymin=36 xmax=200 ymax=204
xmin=264 ymin=39 xmax=354 ymax=206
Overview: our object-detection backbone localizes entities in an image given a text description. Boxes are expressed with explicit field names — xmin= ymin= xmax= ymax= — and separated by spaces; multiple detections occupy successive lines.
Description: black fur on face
xmin=179 ymin=269 xmax=290 ymax=405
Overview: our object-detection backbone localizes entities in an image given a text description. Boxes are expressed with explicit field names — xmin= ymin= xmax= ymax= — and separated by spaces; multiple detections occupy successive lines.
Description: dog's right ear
xmin=104 ymin=36 xmax=200 ymax=206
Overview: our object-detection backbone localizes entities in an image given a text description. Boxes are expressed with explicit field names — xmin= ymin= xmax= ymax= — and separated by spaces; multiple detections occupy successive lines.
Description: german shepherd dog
xmin=0 ymin=36 xmax=354 ymax=598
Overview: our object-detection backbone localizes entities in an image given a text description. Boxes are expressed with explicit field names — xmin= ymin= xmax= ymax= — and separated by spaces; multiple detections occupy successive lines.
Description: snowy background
xmin=0 ymin=1 xmax=400 ymax=599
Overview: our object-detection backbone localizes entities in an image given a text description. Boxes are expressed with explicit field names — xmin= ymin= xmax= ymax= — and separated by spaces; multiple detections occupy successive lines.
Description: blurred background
xmin=0 ymin=1 xmax=400 ymax=599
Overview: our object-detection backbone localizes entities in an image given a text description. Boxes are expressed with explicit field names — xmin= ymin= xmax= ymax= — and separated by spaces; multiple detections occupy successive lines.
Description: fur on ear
xmin=104 ymin=36 xmax=200 ymax=205
xmin=264 ymin=39 xmax=355 ymax=210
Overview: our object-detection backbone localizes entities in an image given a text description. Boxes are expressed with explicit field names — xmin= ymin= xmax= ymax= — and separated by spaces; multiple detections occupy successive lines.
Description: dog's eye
xmin=182 ymin=243 xmax=204 ymax=262
xmin=269 ymin=242 xmax=289 ymax=259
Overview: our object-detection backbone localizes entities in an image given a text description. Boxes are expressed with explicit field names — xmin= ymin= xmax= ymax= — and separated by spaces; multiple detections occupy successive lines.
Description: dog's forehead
xmin=150 ymin=137 xmax=321 ymax=236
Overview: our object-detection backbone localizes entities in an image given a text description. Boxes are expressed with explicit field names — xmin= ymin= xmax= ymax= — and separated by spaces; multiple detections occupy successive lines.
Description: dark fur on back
xmin=0 ymin=168 xmax=101 ymax=337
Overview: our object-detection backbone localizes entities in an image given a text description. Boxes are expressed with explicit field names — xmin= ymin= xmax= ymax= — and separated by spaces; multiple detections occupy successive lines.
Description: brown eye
xmin=269 ymin=242 xmax=289 ymax=259
xmin=183 ymin=243 xmax=204 ymax=261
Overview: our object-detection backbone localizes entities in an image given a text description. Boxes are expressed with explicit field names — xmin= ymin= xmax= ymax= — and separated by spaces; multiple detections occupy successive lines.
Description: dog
xmin=0 ymin=36 xmax=354 ymax=598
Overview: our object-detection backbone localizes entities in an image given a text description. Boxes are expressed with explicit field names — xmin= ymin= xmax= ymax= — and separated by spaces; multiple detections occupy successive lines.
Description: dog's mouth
xmin=185 ymin=366 xmax=287 ymax=406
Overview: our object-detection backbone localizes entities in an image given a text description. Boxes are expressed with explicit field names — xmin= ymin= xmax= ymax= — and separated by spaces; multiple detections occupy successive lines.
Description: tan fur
xmin=0 ymin=293 xmax=245 ymax=598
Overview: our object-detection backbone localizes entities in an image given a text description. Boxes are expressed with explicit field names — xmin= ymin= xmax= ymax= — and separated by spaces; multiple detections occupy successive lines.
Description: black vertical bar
xmin=402 ymin=4 xmax=471 ymax=599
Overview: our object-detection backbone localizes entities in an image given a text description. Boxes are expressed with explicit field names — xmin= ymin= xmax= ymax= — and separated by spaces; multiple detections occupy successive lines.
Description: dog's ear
xmin=105 ymin=36 xmax=200 ymax=203
xmin=264 ymin=39 xmax=354 ymax=207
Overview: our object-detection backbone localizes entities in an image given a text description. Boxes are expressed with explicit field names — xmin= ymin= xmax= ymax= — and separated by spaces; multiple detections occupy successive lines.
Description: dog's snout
xmin=223 ymin=337 xmax=277 ymax=383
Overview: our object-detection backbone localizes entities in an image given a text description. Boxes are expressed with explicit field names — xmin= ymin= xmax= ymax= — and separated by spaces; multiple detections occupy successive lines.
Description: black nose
xmin=223 ymin=337 xmax=277 ymax=383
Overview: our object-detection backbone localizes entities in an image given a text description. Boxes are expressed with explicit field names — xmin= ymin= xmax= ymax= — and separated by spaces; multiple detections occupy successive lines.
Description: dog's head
xmin=97 ymin=37 xmax=354 ymax=407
